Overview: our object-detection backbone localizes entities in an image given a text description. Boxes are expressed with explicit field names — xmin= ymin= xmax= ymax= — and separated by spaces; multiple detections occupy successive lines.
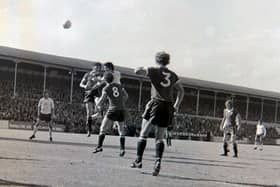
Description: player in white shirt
xmin=220 ymin=100 xmax=241 ymax=157
xmin=29 ymin=91 xmax=55 ymax=141
xmin=254 ymin=120 xmax=266 ymax=151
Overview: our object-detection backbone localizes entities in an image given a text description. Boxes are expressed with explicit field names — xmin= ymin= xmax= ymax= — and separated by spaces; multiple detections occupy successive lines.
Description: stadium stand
xmin=0 ymin=46 xmax=279 ymax=141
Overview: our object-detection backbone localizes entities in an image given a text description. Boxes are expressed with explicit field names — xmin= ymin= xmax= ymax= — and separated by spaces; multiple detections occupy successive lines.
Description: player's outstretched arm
xmin=51 ymin=99 xmax=55 ymax=119
xmin=135 ymin=67 xmax=148 ymax=76
xmin=235 ymin=113 xmax=241 ymax=131
xmin=37 ymin=99 xmax=42 ymax=120
xmin=90 ymin=79 xmax=105 ymax=91
xmin=220 ymin=110 xmax=226 ymax=131
xmin=122 ymin=88 xmax=129 ymax=102
xmin=173 ymin=81 xmax=184 ymax=113
xmin=79 ymin=73 xmax=88 ymax=88
xmin=263 ymin=126 xmax=267 ymax=137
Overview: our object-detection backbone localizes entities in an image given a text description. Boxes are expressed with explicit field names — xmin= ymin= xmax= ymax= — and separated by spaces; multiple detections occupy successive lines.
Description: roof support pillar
xmin=196 ymin=89 xmax=200 ymax=115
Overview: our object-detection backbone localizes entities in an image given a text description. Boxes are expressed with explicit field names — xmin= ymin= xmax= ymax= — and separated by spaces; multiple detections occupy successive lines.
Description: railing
xmin=8 ymin=120 xmax=65 ymax=132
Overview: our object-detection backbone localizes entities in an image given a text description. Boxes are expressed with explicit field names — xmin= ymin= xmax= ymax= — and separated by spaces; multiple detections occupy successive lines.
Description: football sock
xmin=155 ymin=141 xmax=164 ymax=161
xmin=223 ymin=142 xmax=228 ymax=155
xmin=87 ymin=117 xmax=92 ymax=132
xmin=233 ymin=143 xmax=238 ymax=156
xmin=136 ymin=139 xmax=147 ymax=162
xmin=97 ymin=134 xmax=105 ymax=148
xmin=120 ymin=136 xmax=125 ymax=150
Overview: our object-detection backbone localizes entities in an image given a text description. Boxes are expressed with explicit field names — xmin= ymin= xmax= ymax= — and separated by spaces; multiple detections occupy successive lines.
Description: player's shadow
xmin=163 ymin=155 xmax=253 ymax=166
xmin=0 ymin=136 xmax=94 ymax=147
xmin=0 ymin=178 xmax=49 ymax=187
xmin=130 ymin=152 xmax=254 ymax=168
xmin=103 ymin=154 xmax=245 ymax=169
xmin=141 ymin=172 xmax=277 ymax=187
xmin=255 ymin=158 xmax=280 ymax=162
xmin=0 ymin=136 xmax=155 ymax=151
xmin=162 ymin=158 xmax=245 ymax=168
xmin=0 ymin=156 xmax=41 ymax=161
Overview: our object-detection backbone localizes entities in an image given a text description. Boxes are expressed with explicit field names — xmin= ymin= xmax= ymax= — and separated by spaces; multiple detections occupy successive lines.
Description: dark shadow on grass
xmin=258 ymin=158 xmax=280 ymax=162
xmin=163 ymin=159 xmax=245 ymax=168
xmin=0 ymin=137 xmax=155 ymax=151
xmin=0 ymin=156 xmax=41 ymax=161
xmin=0 ymin=178 xmax=50 ymax=187
xmin=102 ymin=154 xmax=245 ymax=169
xmin=164 ymin=155 xmax=253 ymax=166
xmin=141 ymin=172 xmax=278 ymax=187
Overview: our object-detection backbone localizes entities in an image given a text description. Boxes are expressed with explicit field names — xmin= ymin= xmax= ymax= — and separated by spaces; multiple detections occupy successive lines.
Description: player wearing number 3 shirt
xmin=130 ymin=51 xmax=184 ymax=176
xmin=92 ymin=72 xmax=129 ymax=157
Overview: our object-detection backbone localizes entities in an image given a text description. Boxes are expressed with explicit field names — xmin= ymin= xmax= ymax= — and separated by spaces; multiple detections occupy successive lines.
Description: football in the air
xmin=63 ymin=20 xmax=72 ymax=29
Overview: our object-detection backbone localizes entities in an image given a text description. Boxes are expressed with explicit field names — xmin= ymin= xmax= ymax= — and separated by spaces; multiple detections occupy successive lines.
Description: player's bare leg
xmin=91 ymin=97 xmax=103 ymax=119
xmin=85 ymin=102 xmax=94 ymax=137
xmin=221 ymin=132 xmax=229 ymax=156
xmin=93 ymin=117 xmax=112 ymax=153
xmin=254 ymin=135 xmax=258 ymax=150
xmin=259 ymin=136 xmax=263 ymax=151
xmin=232 ymin=134 xmax=238 ymax=157
xmin=48 ymin=122 xmax=53 ymax=142
xmin=166 ymin=129 xmax=172 ymax=147
xmin=29 ymin=119 xmax=41 ymax=140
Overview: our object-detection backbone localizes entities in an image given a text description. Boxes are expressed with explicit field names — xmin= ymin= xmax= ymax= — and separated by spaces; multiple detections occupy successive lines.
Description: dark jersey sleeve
xmin=147 ymin=67 xmax=156 ymax=79
xmin=173 ymin=72 xmax=179 ymax=84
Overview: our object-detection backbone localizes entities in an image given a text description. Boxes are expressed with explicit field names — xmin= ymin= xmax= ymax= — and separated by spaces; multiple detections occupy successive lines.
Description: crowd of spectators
xmin=0 ymin=63 xmax=280 ymax=140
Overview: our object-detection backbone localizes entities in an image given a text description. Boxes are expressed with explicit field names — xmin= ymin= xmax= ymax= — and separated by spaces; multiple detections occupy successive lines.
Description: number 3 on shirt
xmin=160 ymin=72 xmax=171 ymax=87
xmin=112 ymin=87 xmax=120 ymax=97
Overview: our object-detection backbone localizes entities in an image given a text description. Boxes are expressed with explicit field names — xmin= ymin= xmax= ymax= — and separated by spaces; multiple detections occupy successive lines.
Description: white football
xmin=63 ymin=20 xmax=72 ymax=29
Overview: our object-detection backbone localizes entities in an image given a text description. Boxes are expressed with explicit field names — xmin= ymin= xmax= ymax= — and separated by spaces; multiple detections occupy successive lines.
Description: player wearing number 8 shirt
xmin=92 ymin=72 xmax=128 ymax=157
xmin=130 ymin=51 xmax=184 ymax=176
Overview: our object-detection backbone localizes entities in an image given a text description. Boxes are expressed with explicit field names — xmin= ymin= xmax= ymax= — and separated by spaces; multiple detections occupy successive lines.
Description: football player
xmin=29 ymin=91 xmax=55 ymax=141
xmin=130 ymin=51 xmax=184 ymax=176
xmin=92 ymin=72 xmax=128 ymax=157
xmin=104 ymin=62 xmax=121 ymax=84
xmin=79 ymin=63 xmax=104 ymax=137
xmin=220 ymin=100 xmax=241 ymax=157
xmin=91 ymin=62 xmax=122 ymax=119
xmin=254 ymin=120 xmax=266 ymax=151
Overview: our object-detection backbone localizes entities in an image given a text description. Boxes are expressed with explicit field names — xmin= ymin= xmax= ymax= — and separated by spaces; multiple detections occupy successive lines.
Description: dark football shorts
xmin=39 ymin=113 xmax=52 ymax=122
xmin=142 ymin=99 xmax=175 ymax=127
xmin=255 ymin=134 xmax=264 ymax=139
xmin=106 ymin=109 xmax=127 ymax=122
xmin=84 ymin=90 xmax=98 ymax=103
xmin=83 ymin=82 xmax=106 ymax=103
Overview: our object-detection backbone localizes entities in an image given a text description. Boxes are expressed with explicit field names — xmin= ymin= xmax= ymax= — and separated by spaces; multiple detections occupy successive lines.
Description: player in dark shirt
xmin=79 ymin=63 xmax=104 ymax=137
xmin=92 ymin=72 xmax=128 ymax=157
xmin=130 ymin=51 xmax=184 ymax=176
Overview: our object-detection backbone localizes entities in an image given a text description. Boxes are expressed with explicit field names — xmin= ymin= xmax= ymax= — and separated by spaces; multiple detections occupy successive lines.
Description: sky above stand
xmin=1 ymin=0 xmax=280 ymax=92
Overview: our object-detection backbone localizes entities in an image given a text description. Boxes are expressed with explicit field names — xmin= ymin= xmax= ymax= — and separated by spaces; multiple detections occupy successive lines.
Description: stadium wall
xmin=1 ymin=46 xmax=280 ymax=142
xmin=0 ymin=120 xmax=9 ymax=129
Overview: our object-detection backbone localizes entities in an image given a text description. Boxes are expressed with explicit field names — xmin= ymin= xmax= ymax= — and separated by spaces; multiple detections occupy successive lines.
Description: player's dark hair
xmin=155 ymin=51 xmax=170 ymax=66
xmin=104 ymin=62 xmax=114 ymax=71
xmin=93 ymin=62 xmax=102 ymax=68
xmin=225 ymin=100 xmax=233 ymax=106
xmin=104 ymin=72 xmax=114 ymax=83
